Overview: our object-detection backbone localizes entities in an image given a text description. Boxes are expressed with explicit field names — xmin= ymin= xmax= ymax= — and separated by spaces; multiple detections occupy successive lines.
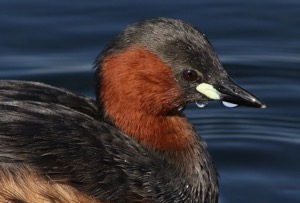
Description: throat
xmin=98 ymin=48 xmax=196 ymax=151
xmin=108 ymin=109 xmax=195 ymax=151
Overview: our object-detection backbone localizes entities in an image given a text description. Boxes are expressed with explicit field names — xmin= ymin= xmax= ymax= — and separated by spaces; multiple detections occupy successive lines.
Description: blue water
xmin=1 ymin=1 xmax=299 ymax=202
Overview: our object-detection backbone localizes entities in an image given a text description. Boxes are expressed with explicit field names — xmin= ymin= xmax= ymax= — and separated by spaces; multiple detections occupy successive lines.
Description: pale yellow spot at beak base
xmin=196 ymin=83 xmax=221 ymax=100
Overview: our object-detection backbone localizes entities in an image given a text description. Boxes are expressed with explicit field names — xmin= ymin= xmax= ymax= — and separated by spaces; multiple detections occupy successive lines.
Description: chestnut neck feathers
xmin=98 ymin=47 xmax=194 ymax=151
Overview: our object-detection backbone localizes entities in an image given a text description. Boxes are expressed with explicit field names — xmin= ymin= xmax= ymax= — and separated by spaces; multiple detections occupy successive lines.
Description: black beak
xmin=216 ymin=77 xmax=266 ymax=108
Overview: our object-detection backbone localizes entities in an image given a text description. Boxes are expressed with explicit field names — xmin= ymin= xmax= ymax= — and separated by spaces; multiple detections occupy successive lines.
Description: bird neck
xmin=98 ymin=47 xmax=196 ymax=151
xmin=108 ymin=107 xmax=195 ymax=151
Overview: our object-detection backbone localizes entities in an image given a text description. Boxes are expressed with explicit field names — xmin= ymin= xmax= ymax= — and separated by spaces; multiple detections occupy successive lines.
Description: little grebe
xmin=0 ymin=18 xmax=265 ymax=203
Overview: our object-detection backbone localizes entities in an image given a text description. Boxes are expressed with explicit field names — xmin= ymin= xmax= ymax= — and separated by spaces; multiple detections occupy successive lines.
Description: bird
xmin=0 ymin=17 xmax=265 ymax=203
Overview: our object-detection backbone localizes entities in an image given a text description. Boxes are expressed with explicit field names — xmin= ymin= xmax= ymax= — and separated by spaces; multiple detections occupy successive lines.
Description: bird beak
xmin=196 ymin=77 xmax=266 ymax=108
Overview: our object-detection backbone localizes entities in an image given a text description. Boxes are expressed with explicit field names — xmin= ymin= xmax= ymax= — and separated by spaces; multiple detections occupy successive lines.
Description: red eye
xmin=182 ymin=69 xmax=200 ymax=82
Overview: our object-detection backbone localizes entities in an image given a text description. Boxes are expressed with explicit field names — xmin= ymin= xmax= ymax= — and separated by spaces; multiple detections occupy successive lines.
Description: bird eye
xmin=182 ymin=69 xmax=201 ymax=82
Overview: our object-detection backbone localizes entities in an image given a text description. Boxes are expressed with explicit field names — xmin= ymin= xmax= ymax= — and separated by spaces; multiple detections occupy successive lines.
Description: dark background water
xmin=1 ymin=1 xmax=299 ymax=202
